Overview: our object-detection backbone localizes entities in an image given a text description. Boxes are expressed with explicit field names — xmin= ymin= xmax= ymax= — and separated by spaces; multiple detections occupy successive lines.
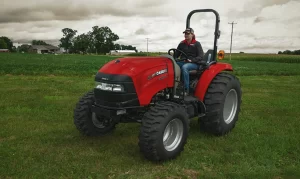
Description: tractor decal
xmin=148 ymin=68 xmax=168 ymax=80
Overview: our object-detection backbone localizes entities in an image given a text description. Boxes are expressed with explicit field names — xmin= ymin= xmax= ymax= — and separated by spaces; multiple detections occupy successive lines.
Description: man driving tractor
xmin=175 ymin=27 xmax=205 ymax=96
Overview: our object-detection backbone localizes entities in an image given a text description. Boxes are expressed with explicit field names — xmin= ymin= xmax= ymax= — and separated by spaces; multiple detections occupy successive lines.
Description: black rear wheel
xmin=199 ymin=72 xmax=242 ymax=135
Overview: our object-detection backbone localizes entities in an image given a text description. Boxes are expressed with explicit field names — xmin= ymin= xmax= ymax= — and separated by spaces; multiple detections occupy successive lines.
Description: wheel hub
xmin=91 ymin=112 xmax=110 ymax=128
xmin=163 ymin=118 xmax=184 ymax=151
xmin=223 ymin=89 xmax=238 ymax=124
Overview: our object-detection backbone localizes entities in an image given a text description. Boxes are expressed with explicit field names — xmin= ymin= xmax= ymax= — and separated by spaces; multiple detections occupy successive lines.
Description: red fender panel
xmin=194 ymin=63 xmax=233 ymax=101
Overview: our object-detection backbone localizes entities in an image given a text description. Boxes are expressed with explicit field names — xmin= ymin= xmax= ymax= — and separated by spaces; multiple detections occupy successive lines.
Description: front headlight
xmin=95 ymin=82 xmax=124 ymax=92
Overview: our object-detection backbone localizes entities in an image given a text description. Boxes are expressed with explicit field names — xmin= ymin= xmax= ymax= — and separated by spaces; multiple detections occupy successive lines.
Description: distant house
xmin=109 ymin=50 xmax=136 ymax=55
xmin=28 ymin=45 xmax=60 ymax=54
xmin=0 ymin=49 xmax=9 ymax=53
xmin=13 ymin=42 xmax=24 ymax=48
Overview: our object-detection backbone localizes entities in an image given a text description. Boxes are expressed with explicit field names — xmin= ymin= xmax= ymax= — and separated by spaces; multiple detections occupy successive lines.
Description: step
xmin=183 ymin=95 xmax=199 ymax=102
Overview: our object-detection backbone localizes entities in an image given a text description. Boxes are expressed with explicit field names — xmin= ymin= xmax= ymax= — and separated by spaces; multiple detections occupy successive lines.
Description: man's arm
xmin=190 ymin=41 xmax=204 ymax=63
xmin=174 ymin=42 xmax=183 ymax=59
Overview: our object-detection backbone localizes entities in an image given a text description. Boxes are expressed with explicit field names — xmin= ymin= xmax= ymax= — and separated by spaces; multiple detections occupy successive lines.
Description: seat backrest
xmin=203 ymin=49 xmax=214 ymax=64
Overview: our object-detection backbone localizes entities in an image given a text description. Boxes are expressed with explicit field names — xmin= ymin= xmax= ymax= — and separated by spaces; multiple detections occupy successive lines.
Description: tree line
xmin=0 ymin=37 xmax=53 ymax=53
xmin=59 ymin=26 xmax=137 ymax=54
xmin=0 ymin=26 xmax=138 ymax=54
xmin=278 ymin=50 xmax=300 ymax=55
xmin=0 ymin=36 xmax=14 ymax=51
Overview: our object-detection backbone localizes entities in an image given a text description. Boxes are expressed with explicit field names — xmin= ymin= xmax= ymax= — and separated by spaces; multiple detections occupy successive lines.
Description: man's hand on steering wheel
xmin=168 ymin=48 xmax=189 ymax=62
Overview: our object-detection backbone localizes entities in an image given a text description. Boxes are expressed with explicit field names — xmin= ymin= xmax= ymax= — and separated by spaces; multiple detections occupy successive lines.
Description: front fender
xmin=194 ymin=63 xmax=233 ymax=101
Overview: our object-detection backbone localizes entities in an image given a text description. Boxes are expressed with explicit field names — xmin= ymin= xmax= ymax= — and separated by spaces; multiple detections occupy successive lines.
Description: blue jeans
xmin=176 ymin=61 xmax=199 ymax=92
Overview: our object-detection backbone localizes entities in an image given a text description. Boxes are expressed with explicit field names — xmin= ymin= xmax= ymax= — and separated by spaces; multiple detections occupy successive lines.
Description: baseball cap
xmin=183 ymin=27 xmax=194 ymax=33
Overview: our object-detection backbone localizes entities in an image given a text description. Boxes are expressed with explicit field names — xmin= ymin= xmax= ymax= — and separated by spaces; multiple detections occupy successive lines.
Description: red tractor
xmin=74 ymin=9 xmax=242 ymax=162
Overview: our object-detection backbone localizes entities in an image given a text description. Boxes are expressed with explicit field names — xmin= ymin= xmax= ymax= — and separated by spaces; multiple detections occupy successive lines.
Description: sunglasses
xmin=184 ymin=32 xmax=191 ymax=35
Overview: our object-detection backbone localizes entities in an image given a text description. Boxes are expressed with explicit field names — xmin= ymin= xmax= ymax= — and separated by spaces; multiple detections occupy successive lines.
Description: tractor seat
xmin=189 ymin=49 xmax=214 ymax=75
xmin=189 ymin=65 xmax=206 ymax=75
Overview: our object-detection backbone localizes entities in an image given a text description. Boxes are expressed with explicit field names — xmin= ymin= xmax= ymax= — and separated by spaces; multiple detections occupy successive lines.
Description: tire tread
xmin=200 ymin=72 xmax=242 ymax=135
xmin=138 ymin=101 xmax=189 ymax=161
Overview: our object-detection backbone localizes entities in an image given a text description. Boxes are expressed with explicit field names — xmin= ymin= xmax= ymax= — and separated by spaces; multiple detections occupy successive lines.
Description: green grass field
xmin=1 ymin=53 xmax=300 ymax=178
xmin=1 ymin=53 xmax=300 ymax=76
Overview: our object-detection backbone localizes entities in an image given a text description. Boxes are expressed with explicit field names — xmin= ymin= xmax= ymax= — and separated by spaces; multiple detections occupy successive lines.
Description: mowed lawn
xmin=1 ymin=53 xmax=300 ymax=178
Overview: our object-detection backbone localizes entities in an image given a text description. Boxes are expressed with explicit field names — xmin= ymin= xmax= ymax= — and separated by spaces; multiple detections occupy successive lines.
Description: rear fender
xmin=194 ymin=63 xmax=233 ymax=101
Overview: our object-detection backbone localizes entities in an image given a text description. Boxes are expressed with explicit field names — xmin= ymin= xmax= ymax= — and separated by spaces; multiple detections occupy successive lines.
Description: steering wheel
xmin=168 ymin=48 xmax=208 ymax=67
xmin=168 ymin=48 xmax=189 ymax=62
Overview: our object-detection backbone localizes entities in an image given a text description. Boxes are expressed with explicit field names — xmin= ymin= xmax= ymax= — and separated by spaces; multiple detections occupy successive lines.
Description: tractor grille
xmin=94 ymin=72 xmax=139 ymax=108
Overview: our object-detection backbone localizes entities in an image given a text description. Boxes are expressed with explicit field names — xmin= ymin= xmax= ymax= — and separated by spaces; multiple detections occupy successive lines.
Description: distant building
xmin=0 ymin=49 xmax=9 ymax=53
xmin=28 ymin=45 xmax=60 ymax=54
xmin=60 ymin=48 xmax=66 ymax=53
xmin=109 ymin=50 xmax=136 ymax=55
xmin=13 ymin=42 xmax=25 ymax=48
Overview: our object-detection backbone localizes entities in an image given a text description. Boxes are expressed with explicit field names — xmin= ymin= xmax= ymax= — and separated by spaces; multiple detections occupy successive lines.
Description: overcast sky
xmin=1 ymin=0 xmax=299 ymax=53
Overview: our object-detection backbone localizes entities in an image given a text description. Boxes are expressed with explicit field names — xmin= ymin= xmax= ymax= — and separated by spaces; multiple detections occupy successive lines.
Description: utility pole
xmin=146 ymin=38 xmax=149 ymax=56
xmin=228 ymin=21 xmax=237 ymax=60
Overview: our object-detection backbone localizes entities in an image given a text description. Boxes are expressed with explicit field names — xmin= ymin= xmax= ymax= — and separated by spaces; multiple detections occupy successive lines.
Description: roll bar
xmin=186 ymin=9 xmax=221 ymax=62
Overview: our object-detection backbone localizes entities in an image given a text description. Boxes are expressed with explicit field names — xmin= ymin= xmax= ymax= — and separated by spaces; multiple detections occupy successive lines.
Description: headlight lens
xmin=95 ymin=82 xmax=124 ymax=92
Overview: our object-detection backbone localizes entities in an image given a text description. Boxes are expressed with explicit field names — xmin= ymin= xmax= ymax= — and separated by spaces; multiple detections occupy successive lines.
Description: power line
xmin=146 ymin=38 xmax=149 ymax=56
xmin=228 ymin=21 xmax=237 ymax=61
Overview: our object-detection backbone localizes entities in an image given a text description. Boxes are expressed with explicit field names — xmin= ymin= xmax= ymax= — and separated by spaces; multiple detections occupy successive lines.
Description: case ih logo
xmin=148 ymin=68 xmax=168 ymax=80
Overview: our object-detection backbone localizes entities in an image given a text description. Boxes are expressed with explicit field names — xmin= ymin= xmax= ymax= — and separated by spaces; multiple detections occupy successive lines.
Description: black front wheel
xmin=73 ymin=90 xmax=117 ymax=136
xmin=138 ymin=101 xmax=190 ymax=161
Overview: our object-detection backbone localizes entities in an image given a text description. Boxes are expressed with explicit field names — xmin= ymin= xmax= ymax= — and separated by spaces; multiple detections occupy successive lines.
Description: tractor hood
xmin=98 ymin=57 xmax=170 ymax=77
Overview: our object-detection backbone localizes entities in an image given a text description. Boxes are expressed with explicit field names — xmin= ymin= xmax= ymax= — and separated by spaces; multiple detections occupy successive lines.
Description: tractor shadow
xmin=186 ymin=118 xmax=228 ymax=142
xmin=61 ymin=120 xmax=218 ymax=163
xmin=65 ymin=123 xmax=150 ymax=161
xmin=188 ymin=118 xmax=213 ymax=136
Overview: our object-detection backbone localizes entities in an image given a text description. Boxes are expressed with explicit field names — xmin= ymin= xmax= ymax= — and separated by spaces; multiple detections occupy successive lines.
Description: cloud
xmin=259 ymin=0 xmax=293 ymax=8
xmin=0 ymin=0 xmax=172 ymax=23
xmin=135 ymin=28 xmax=148 ymax=35
xmin=253 ymin=17 xmax=265 ymax=23
xmin=229 ymin=35 xmax=300 ymax=52
xmin=227 ymin=0 xmax=294 ymax=20
xmin=0 ymin=0 xmax=299 ymax=53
